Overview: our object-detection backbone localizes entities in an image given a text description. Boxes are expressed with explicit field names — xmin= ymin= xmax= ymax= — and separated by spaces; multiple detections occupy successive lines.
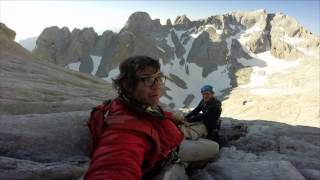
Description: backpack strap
xmin=87 ymin=99 xmax=113 ymax=157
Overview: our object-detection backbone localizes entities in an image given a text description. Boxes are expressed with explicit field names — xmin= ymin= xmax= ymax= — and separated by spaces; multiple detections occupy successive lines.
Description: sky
xmin=0 ymin=0 xmax=319 ymax=41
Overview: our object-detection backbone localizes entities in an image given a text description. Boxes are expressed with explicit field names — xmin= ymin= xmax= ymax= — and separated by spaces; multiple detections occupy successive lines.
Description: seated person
xmin=185 ymin=85 xmax=222 ymax=142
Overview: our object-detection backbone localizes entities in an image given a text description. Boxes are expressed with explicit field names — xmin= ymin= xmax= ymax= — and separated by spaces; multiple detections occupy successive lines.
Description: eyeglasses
xmin=137 ymin=74 xmax=166 ymax=87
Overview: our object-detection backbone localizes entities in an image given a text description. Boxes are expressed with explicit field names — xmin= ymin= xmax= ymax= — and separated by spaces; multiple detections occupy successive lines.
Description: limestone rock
xmin=33 ymin=26 xmax=71 ymax=65
xmin=0 ymin=111 xmax=90 ymax=162
xmin=0 ymin=22 xmax=16 ymax=41
xmin=270 ymin=13 xmax=320 ymax=59
xmin=0 ymin=24 xmax=35 ymax=61
xmin=231 ymin=9 xmax=268 ymax=30
xmin=67 ymin=27 xmax=98 ymax=63
xmin=1 ymin=25 xmax=116 ymax=116
xmin=33 ymin=26 xmax=98 ymax=66
xmin=246 ymin=31 xmax=268 ymax=53
xmin=92 ymin=30 xmax=116 ymax=56
xmin=97 ymin=29 xmax=163 ymax=77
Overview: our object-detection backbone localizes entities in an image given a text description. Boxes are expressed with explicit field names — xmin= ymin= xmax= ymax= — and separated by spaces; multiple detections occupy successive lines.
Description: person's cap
xmin=201 ymin=85 xmax=214 ymax=93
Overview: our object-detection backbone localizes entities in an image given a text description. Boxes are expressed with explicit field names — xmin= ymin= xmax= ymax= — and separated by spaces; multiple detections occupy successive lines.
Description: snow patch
xmin=183 ymin=30 xmax=202 ymax=60
xmin=66 ymin=61 xmax=80 ymax=71
xmin=229 ymin=24 xmax=236 ymax=30
xmin=91 ymin=55 xmax=102 ymax=75
xmin=102 ymin=67 xmax=120 ymax=83
xmin=280 ymin=35 xmax=302 ymax=45
xmin=225 ymin=29 xmax=244 ymax=56
xmin=280 ymin=35 xmax=316 ymax=56
xmin=240 ymin=51 xmax=299 ymax=89
xmin=160 ymin=55 xmax=232 ymax=108
xmin=250 ymin=88 xmax=295 ymax=95
xmin=165 ymin=31 xmax=175 ymax=48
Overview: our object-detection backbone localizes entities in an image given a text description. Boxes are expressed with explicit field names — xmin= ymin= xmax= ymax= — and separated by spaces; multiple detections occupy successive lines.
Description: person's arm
xmin=213 ymin=101 xmax=222 ymax=121
xmin=185 ymin=100 xmax=203 ymax=119
xmin=203 ymin=100 xmax=222 ymax=130
xmin=85 ymin=130 xmax=150 ymax=180
xmin=186 ymin=111 xmax=206 ymax=122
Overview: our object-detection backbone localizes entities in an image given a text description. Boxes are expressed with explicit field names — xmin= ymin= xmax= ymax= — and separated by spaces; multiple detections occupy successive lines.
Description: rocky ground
xmin=197 ymin=118 xmax=320 ymax=180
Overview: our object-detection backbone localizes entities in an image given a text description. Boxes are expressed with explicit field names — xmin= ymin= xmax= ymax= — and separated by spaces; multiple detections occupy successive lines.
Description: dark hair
xmin=112 ymin=56 xmax=161 ymax=96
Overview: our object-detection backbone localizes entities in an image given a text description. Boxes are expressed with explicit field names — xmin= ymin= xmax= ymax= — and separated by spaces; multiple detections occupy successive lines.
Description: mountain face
xmin=32 ymin=10 xmax=320 ymax=112
xmin=0 ymin=24 xmax=116 ymax=115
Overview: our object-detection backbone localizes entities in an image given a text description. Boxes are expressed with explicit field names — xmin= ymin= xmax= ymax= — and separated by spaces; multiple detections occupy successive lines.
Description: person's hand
xmin=171 ymin=110 xmax=186 ymax=125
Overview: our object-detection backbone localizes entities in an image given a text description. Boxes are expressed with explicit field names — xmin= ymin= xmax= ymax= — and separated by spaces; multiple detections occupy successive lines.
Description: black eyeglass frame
xmin=137 ymin=73 xmax=166 ymax=87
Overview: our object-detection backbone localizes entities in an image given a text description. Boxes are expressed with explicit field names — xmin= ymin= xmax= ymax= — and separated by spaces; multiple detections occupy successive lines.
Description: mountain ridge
xmin=30 ymin=9 xmax=319 ymax=114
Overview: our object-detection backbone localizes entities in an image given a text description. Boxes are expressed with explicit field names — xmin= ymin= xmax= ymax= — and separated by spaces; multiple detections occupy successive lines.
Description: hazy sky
xmin=1 ymin=0 xmax=319 ymax=41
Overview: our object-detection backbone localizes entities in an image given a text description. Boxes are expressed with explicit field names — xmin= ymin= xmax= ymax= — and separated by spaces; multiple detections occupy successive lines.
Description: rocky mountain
xmin=32 ymin=9 xmax=319 ymax=127
xmin=1 ymin=9 xmax=320 ymax=180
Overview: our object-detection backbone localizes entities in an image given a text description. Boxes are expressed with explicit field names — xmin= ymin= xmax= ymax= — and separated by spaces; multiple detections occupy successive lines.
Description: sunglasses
xmin=137 ymin=74 xmax=166 ymax=87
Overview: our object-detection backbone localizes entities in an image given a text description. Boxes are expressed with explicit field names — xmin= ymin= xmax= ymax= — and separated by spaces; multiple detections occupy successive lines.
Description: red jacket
xmin=85 ymin=98 xmax=183 ymax=180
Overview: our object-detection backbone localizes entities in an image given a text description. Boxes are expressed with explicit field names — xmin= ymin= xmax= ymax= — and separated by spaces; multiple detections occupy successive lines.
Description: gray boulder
xmin=207 ymin=118 xmax=320 ymax=180
xmin=207 ymin=149 xmax=306 ymax=180
xmin=0 ymin=111 xmax=90 ymax=162
xmin=0 ymin=156 xmax=86 ymax=180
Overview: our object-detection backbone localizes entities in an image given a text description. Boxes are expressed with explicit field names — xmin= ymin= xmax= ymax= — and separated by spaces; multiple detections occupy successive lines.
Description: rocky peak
xmin=71 ymin=27 xmax=97 ymax=49
xmin=0 ymin=23 xmax=34 ymax=60
xmin=271 ymin=13 xmax=303 ymax=37
xmin=174 ymin=15 xmax=192 ymax=29
xmin=36 ymin=26 xmax=71 ymax=48
xmin=123 ymin=11 xmax=156 ymax=34
xmin=0 ymin=22 xmax=16 ymax=41
xmin=174 ymin=15 xmax=191 ymax=25
xmin=231 ymin=9 xmax=268 ymax=30
xmin=33 ymin=26 xmax=72 ymax=65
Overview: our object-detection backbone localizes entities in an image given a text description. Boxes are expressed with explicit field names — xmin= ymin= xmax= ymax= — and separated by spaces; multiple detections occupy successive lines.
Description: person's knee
xmin=178 ymin=139 xmax=219 ymax=162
